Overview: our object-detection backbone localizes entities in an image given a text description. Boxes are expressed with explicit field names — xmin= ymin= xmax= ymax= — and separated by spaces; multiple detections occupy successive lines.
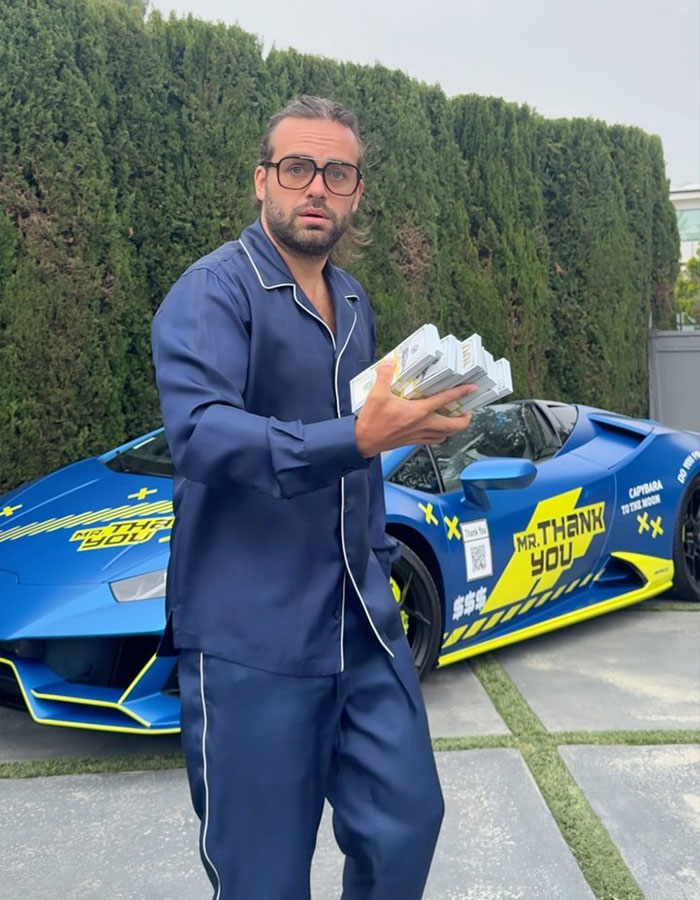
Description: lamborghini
xmin=0 ymin=399 xmax=698 ymax=732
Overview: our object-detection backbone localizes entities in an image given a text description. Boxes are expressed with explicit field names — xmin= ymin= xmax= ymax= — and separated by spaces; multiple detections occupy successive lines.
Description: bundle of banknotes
xmin=350 ymin=324 xmax=513 ymax=417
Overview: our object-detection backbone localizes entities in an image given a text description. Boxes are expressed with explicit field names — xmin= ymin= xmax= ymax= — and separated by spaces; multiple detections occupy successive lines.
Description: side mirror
xmin=460 ymin=458 xmax=537 ymax=510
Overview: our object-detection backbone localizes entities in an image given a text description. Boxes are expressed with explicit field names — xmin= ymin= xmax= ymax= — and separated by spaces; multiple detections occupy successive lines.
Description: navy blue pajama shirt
xmin=151 ymin=218 xmax=402 ymax=675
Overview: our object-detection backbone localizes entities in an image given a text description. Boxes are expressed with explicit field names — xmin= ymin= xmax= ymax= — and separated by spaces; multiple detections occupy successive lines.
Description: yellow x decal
xmin=0 ymin=504 xmax=22 ymax=518
xmin=418 ymin=502 xmax=439 ymax=526
xmin=650 ymin=515 xmax=663 ymax=538
xmin=128 ymin=487 xmax=158 ymax=501
xmin=637 ymin=512 xmax=650 ymax=534
xmin=444 ymin=515 xmax=460 ymax=540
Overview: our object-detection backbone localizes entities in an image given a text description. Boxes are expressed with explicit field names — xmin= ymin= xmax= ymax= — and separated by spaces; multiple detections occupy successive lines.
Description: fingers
xmin=418 ymin=413 xmax=472 ymax=442
xmin=447 ymin=413 xmax=473 ymax=431
xmin=421 ymin=382 xmax=479 ymax=412
xmin=430 ymin=412 xmax=473 ymax=434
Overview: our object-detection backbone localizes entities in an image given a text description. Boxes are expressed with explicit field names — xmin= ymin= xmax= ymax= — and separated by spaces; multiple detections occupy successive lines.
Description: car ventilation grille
xmin=594 ymin=555 xmax=646 ymax=588
xmin=1 ymin=635 xmax=162 ymax=690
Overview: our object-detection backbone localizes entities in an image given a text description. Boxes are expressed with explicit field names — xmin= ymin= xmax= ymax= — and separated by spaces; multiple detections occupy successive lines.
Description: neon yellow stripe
xmin=519 ymin=596 xmax=538 ymax=614
xmin=437 ymin=572 xmax=673 ymax=668
xmin=565 ymin=579 xmax=581 ymax=594
xmin=0 ymin=657 xmax=179 ymax=734
xmin=0 ymin=500 xmax=174 ymax=543
xmin=24 ymin=520 xmax=58 ymax=536
xmin=483 ymin=611 xmax=504 ymax=631
xmin=552 ymin=583 xmax=568 ymax=600
xmin=30 ymin=690 xmax=151 ymax=727
xmin=118 ymin=655 xmax=157 ymax=704
xmin=580 ymin=573 xmax=594 ymax=586
xmin=502 ymin=604 xmax=521 ymax=622
xmin=466 ymin=618 xmax=486 ymax=637
xmin=535 ymin=590 xmax=553 ymax=607
xmin=442 ymin=626 xmax=467 ymax=649
xmin=56 ymin=515 xmax=84 ymax=529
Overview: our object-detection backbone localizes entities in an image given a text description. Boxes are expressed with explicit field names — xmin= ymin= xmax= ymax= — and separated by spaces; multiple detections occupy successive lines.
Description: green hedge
xmin=0 ymin=0 xmax=679 ymax=492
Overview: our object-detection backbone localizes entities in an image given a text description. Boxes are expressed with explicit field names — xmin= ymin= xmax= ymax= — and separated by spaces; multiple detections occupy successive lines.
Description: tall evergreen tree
xmin=0 ymin=0 xmax=680 ymax=491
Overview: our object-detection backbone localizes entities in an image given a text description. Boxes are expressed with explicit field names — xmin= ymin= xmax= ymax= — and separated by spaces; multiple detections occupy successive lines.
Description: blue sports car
xmin=0 ymin=400 xmax=698 ymax=733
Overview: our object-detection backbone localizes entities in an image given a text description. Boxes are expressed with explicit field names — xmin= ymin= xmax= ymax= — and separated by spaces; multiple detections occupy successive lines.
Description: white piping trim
xmin=335 ymin=297 xmax=394 ymax=658
xmin=289 ymin=288 xmax=393 ymax=657
xmin=240 ymin=234 xmax=360 ymax=303
xmin=292 ymin=285 xmax=336 ymax=348
xmin=339 ymin=477 xmax=394 ymax=658
xmin=340 ymin=574 xmax=346 ymax=671
xmin=243 ymin=237 xmax=391 ymax=660
xmin=199 ymin=653 xmax=222 ymax=899
xmin=239 ymin=237 xmax=294 ymax=290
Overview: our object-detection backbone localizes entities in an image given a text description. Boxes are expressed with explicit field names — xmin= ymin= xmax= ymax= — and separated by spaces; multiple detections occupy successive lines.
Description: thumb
xmin=374 ymin=356 xmax=396 ymax=391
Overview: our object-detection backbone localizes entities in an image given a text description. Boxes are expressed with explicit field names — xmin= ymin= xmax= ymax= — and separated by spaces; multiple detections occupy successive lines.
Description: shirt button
xmin=334 ymin=608 xmax=342 ymax=621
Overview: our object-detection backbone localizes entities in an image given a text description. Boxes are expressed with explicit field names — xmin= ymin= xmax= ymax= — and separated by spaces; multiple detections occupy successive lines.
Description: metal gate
xmin=649 ymin=330 xmax=700 ymax=432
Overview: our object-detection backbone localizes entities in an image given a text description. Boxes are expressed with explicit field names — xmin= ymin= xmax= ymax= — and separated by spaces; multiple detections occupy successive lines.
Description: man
xmin=151 ymin=95 xmax=474 ymax=899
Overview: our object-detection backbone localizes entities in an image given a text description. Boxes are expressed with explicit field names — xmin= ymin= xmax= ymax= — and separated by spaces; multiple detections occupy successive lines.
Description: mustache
xmin=294 ymin=201 xmax=335 ymax=220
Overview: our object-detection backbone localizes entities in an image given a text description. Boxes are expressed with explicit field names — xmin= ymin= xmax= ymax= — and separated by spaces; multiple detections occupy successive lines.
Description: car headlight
xmin=110 ymin=569 xmax=167 ymax=602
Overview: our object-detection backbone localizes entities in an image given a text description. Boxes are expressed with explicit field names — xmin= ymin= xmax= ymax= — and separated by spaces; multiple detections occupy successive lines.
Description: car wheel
xmin=390 ymin=539 xmax=443 ymax=679
xmin=673 ymin=474 xmax=700 ymax=602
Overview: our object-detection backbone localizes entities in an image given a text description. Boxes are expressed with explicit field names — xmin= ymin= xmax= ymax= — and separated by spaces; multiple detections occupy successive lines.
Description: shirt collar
xmin=238 ymin=218 xmax=359 ymax=302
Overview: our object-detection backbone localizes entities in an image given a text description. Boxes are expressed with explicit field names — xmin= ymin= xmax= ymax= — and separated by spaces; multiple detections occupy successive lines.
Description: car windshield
xmin=105 ymin=431 xmax=173 ymax=478
xmin=434 ymin=402 xmax=559 ymax=493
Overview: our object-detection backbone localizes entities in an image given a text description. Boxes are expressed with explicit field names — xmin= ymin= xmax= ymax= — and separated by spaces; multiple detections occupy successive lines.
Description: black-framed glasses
xmin=262 ymin=155 xmax=362 ymax=196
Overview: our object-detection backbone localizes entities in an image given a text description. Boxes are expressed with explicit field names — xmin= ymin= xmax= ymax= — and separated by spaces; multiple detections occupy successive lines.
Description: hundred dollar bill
xmin=459 ymin=357 xmax=512 ymax=411
xmin=445 ymin=357 xmax=513 ymax=416
xmin=438 ymin=335 xmax=495 ymax=415
xmin=394 ymin=335 xmax=463 ymax=399
xmin=350 ymin=324 xmax=442 ymax=412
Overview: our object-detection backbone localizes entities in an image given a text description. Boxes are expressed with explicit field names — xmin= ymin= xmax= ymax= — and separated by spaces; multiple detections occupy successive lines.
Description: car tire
xmin=672 ymin=473 xmax=700 ymax=602
xmin=390 ymin=539 xmax=443 ymax=679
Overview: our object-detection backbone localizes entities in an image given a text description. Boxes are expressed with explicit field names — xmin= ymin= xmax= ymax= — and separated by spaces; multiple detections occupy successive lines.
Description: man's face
xmin=254 ymin=117 xmax=364 ymax=259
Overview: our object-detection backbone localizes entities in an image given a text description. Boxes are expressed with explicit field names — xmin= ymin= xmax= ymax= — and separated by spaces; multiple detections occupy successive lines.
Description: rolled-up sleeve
xmin=151 ymin=267 xmax=369 ymax=497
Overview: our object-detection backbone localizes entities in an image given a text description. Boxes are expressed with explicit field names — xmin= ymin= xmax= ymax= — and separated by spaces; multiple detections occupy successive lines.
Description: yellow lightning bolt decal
xmin=481 ymin=487 xmax=606 ymax=614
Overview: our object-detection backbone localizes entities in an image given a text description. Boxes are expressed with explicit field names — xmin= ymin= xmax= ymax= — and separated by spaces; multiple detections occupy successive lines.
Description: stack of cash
xmin=350 ymin=325 xmax=513 ymax=417
xmin=349 ymin=324 xmax=442 ymax=413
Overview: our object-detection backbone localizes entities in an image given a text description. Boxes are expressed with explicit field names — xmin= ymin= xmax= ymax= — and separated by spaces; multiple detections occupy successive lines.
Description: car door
xmin=431 ymin=403 xmax=616 ymax=659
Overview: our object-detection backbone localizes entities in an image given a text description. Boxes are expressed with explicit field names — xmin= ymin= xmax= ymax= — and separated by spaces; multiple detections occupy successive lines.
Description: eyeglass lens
xmin=277 ymin=157 xmax=359 ymax=195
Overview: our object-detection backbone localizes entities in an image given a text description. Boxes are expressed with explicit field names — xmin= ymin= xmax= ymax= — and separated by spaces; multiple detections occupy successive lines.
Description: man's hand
xmin=354 ymin=359 xmax=476 ymax=458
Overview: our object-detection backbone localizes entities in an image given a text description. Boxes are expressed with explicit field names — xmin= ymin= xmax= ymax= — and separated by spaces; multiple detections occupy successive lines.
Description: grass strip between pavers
xmin=6 ymin=726 xmax=697 ymax=781
xmin=0 ymin=751 xmax=184 ymax=780
xmin=432 ymin=734 xmax=515 ymax=751
xmin=470 ymin=653 xmax=645 ymax=900
xmin=552 ymin=729 xmax=700 ymax=745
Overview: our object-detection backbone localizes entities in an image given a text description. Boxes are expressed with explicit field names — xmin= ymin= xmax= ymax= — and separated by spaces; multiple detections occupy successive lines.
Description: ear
xmin=254 ymin=165 xmax=267 ymax=202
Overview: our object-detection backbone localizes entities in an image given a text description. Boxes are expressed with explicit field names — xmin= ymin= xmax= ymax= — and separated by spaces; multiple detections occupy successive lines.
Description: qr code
xmin=463 ymin=525 xmax=493 ymax=582
xmin=469 ymin=542 xmax=488 ymax=573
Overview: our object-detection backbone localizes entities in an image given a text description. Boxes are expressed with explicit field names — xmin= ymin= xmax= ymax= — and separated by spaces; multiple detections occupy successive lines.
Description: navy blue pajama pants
xmin=177 ymin=594 xmax=445 ymax=899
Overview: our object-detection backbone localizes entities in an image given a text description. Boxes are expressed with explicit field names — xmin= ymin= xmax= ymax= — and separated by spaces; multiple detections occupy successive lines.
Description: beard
xmin=262 ymin=192 xmax=352 ymax=258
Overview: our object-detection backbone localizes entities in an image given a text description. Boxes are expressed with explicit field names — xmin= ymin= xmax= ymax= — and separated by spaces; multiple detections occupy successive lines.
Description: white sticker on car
xmin=462 ymin=518 xmax=493 ymax=581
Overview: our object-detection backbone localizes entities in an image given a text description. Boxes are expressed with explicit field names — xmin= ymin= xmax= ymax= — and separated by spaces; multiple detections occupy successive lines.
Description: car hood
xmin=0 ymin=458 xmax=172 ymax=585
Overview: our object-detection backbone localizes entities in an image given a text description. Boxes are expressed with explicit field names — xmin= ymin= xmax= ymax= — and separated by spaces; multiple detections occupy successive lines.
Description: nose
xmin=305 ymin=169 xmax=328 ymax=197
